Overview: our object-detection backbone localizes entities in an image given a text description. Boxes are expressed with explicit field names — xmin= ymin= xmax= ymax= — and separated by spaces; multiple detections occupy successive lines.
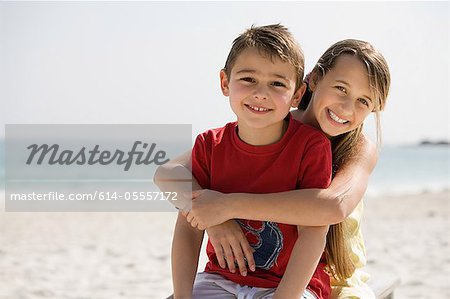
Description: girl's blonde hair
xmin=299 ymin=39 xmax=391 ymax=281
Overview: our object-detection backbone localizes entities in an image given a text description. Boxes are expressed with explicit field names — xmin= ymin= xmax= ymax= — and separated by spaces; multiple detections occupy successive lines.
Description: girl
xmin=164 ymin=39 xmax=390 ymax=299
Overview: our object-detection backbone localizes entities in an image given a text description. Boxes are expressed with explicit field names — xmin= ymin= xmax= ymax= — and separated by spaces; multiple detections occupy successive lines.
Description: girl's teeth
xmin=329 ymin=110 xmax=348 ymax=124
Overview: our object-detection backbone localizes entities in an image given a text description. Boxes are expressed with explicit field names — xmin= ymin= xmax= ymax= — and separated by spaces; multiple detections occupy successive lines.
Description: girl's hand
xmin=206 ymin=220 xmax=256 ymax=276
xmin=185 ymin=189 xmax=232 ymax=229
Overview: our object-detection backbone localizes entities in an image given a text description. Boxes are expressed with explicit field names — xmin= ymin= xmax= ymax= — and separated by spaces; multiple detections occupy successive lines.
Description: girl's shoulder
xmin=355 ymin=134 xmax=378 ymax=171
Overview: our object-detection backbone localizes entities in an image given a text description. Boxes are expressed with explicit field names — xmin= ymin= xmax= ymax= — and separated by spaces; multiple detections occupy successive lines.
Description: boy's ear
xmin=291 ymin=83 xmax=307 ymax=108
xmin=220 ymin=69 xmax=230 ymax=96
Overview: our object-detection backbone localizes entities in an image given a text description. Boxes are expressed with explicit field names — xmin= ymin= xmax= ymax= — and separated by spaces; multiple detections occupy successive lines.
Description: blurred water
xmin=1 ymin=140 xmax=449 ymax=197
xmin=367 ymin=145 xmax=450 ymax=197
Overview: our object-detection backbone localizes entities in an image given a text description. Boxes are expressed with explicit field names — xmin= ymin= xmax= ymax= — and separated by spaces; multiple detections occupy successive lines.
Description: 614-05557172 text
xmin=9 ymin=191 xmax=178 ymax=201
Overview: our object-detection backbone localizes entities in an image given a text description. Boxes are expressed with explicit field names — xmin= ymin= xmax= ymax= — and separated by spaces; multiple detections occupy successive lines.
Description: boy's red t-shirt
xmin=191 ymin=115 xmax=332 ymax=299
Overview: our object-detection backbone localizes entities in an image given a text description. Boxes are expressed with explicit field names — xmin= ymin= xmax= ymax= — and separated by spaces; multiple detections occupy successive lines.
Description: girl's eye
xmin=358 ymin=98 xmax=369 ymax=107
xmin=335 ymin=86 xmax=347 ymax=93
xmin=272 ymin=81 xmax=286 ymax=88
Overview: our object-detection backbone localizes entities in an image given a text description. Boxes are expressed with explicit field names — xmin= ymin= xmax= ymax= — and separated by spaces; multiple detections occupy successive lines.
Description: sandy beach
xmin=0 ymin=191 xmax=449 ymax=299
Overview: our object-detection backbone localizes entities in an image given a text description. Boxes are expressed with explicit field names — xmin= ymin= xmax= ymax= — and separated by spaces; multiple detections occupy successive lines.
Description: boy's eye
xmin=272 ymin=81 xmax=286 ymax=88
xmin=240 ymin=77 xmax=255 ymax=83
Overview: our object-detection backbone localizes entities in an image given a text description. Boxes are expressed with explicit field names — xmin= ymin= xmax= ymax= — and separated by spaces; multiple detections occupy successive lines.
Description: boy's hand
xmin=206 ymin=220 xmax=256 ymax=276
xmin=185 ymin=189 xmax=231 ymax=229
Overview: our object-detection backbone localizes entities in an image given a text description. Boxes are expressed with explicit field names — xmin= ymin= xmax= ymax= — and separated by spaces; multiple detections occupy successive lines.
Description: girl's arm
xmin=157 ymin=138 xmax=376 ymax=275
xmin=153 ymin=150 xmax=201 ymax=211
xmin=187 ymin=137 xmax=378 ymax=228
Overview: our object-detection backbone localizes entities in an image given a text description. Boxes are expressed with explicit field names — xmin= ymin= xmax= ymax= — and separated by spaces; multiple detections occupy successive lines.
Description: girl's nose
xmin=339 ymin=97 xmax=354 ymax=116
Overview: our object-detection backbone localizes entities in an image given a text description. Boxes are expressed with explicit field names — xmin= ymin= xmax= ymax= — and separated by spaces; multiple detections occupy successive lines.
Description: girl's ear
xmin=220 ymin=69 xmax=230 ymax=96
xmin=291 ymin=83 xmax=307 ymax=108
xmin=308 ymin=71 xmax=320 ymax=92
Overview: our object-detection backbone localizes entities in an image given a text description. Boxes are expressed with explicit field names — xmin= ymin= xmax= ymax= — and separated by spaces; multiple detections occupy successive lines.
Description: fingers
xmin=229 ymin=240 xmax=248 ymax=277
xmin=183 ymin=211 xmax=204 ymax=230
xmin=240 ymin=239 xmax=256 ymax=272
xmin=210 ymin=240 xmax=227 ymax=269
xmin=206 ymin=221 xmax=257 ymax=276
xmin=185 ymin=211 xmax=193 ymax=223
xmin=212 ymin=238 xmax=254 ymax=276
xmin=221 ymin=244 xmax=237 ymax=274
xmin=185 ymin=212 xmax=199 ymax=229
xmin=197 ymin=222 xmax=206 ymax=230
xmin=190 ymin=218 xmax=200 ymax=229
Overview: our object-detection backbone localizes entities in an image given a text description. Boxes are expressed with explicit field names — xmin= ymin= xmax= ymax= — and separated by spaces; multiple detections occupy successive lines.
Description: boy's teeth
xmin=248 ymin=105 xmax=269 ymax=112
xmin=329 ymin=110 xmax=348 ymax=124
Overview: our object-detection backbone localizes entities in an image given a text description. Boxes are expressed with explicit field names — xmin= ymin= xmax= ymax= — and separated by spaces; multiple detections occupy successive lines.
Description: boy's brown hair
xmin=223 ymin=24 xmax=305 ymax=92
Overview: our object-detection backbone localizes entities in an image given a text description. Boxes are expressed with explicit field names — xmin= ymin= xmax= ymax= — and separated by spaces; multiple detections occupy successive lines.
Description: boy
xmin=170 ymin=24 xmax=332 ymax=299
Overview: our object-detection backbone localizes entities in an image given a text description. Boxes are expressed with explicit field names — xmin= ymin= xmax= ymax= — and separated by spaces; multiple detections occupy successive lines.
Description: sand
xmin=0 ymin=191 xmax=449 ymax=299
xmin=362 ymin=192 xmax=450 ymax=298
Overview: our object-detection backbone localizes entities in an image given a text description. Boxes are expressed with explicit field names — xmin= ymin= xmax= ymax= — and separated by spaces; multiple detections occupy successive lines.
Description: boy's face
xmin=220 ymin=48 xmax=304 ymax=132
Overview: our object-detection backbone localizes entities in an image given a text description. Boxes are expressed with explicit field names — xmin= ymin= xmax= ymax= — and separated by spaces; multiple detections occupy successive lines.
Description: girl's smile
xmin=327 ymin=108 xmax=349 ymax=125
xmin=305 ymin=54 xmax=375 ymax=137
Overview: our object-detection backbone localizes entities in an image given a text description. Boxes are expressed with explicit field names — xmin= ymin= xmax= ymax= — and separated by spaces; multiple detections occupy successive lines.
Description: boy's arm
xmin=172 ymin=212 xmax=205 ymax=299
xmin=167 ymin=138 xmax=208 ymax=298
xmin=273 ymin=134 xmax=332 ymax=298
xmin=273 ymin=225 xmax=329 ymax=299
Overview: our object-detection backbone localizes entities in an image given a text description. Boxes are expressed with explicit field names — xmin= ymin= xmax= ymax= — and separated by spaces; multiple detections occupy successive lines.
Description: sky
xmin=1 ymin=1 xmax=449 ymax=145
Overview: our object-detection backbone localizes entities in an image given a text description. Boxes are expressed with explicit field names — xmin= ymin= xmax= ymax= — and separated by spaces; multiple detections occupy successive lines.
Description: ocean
xmin=0 ymin=141 xmax=449 ymax=198
xmin=366 ymin=145 xmax=449 ymax=197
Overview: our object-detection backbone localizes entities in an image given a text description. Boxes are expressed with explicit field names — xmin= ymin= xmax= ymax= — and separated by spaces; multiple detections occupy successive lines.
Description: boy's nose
xmin=253 ymin=85 xmax=269 ymax=100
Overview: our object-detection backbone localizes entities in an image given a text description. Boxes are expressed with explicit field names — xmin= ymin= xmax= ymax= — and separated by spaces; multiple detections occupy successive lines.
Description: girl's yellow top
xmin=330 ymin=200 xmax=375 ymax=299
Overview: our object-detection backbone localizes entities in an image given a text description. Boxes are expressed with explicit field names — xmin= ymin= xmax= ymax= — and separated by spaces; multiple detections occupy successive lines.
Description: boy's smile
xmin=245 ymin=104 xmax=271 ymax=113
xmin=220 ymin=48 xmax=303 ymax=146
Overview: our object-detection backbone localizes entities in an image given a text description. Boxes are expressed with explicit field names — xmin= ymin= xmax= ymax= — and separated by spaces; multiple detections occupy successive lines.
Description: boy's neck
xmin=236 ymin=119 xmax=288 ymax=146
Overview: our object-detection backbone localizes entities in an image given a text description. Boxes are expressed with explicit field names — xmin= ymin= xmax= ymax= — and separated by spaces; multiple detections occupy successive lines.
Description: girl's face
xmin=307 ymin=54 xmax=375 ymax=137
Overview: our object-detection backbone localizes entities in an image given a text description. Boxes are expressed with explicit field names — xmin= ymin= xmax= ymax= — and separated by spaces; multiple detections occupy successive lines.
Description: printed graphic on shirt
xmin=237 ymin=220 xmax=283 ymax=270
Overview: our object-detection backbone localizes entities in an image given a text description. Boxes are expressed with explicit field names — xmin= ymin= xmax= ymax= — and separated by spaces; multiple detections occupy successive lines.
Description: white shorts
xmin=192 ymin=272 xmax=318 ymax=299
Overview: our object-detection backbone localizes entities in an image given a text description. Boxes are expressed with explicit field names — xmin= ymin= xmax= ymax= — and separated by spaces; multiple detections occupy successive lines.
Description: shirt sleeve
xmin=297 ymin=134 xmax=332 ymax=189
xmin=191 ymin=133 xmax=211 ymax=189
